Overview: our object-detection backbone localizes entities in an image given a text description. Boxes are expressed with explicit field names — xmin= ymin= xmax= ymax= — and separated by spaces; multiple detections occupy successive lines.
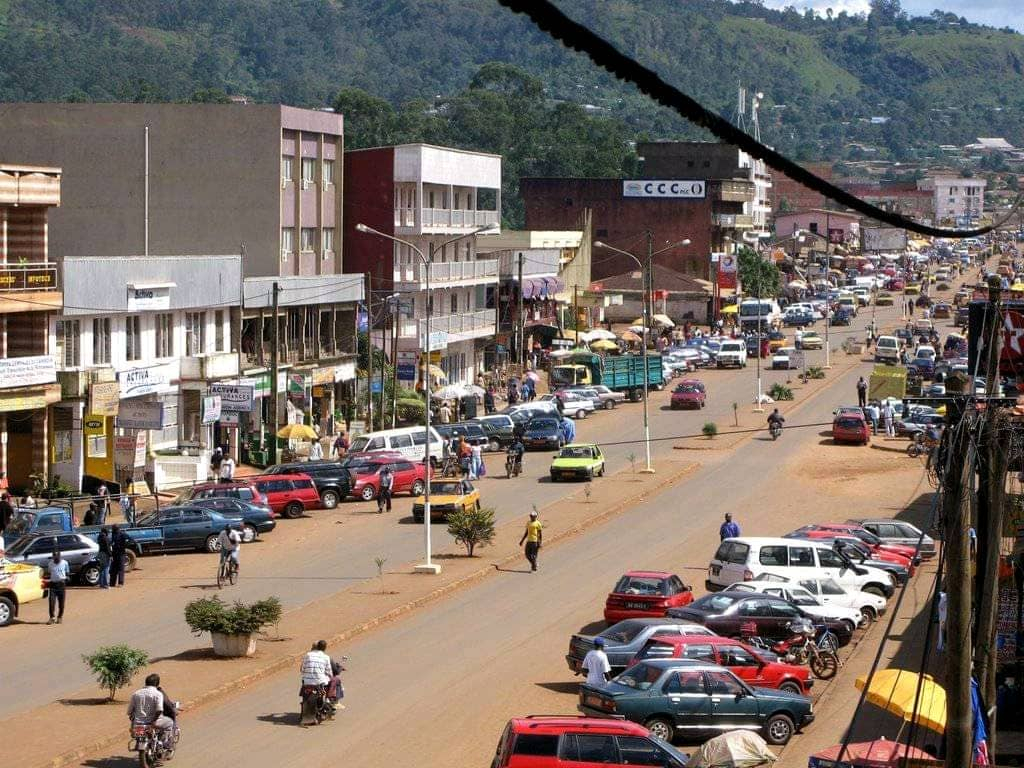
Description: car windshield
xmin=691 ymin=593 xmax=738 ymax=612
xmin=560 ymin=446 xmax=593 ymax=459
xmin=598 ymin=620 xmax=647 ymax=644
xmin=4 ymin=512 xmax=36 ymax=537
xmin=431 ymin=482 xmax=463 ymax=495
xmin=674 ymin=383 xmax=701 ymax=393
xmin=528 ymin=418 xmax=559 ymax=430
xmin=614 ymin=663 xmax=663 ymax=691
xmin=2 ymin=535 xmax=37 ymax=556
xmin=613 ymin=576 xmax=667 ymax=595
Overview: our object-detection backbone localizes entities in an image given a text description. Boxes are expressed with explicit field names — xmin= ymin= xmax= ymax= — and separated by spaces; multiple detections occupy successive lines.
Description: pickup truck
xmin=548 ymin=351 xmax=664 ymax=401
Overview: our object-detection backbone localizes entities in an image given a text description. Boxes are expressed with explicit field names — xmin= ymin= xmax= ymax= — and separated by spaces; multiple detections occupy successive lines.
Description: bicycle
xmin=217 ymin=551 xmax=239 ymax=588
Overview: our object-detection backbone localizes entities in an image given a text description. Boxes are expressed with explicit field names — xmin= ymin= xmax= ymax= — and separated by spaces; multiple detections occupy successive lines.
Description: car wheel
xmin=860 ymin=606 xmax=877 ymax=624
xmin=205 ymin=535 xmax=221 ymax=553
xmin=0 ymin=596 xmax=14 ymax=627
xmin=320 ymin=489 xmax=340 ymax=509
xmin=80 ymin=562 xmax=101 ymax=587
xmin=411 ymin=479 xmax=426 ymax=496
xmin=645 ymin=717 xmax=674 ymax=743
xmin=576 ymin=409 xmax=586 ymax=420
xmin=123 ymin=550 xmax=138 ymax=571
xmin=475 ymin=501 xmax=481 ymax=512
xmin=863 ymin=584 xmax=887 ymax=597
xmin=360 ymin=485 xmax=377 ymax=501
xmin=765 ymin=713 xmax=795 ymax=745
xmin=283 ymin=501 xmax=304 ymax=519
xmin=605 ymin=400 xmax=615 ymax=410
xmin=779 ymin=680 xmax=803 ymax=695
xmin=841 ymin=619 xmax=857 ymax=635
xmin=242 ymin=524 xmax=257 ymax=543
xmin=598 ymin=464 xmax=605 ymax=477
xmin=488 ymin=439 xmax=500 ymax=453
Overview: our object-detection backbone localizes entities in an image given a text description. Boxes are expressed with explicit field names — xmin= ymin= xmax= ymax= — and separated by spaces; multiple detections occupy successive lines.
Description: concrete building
xmin=769 ymin=162 xmax=833 ymax=214
xmin=773 ymin=209 xmax=861 ymax=246
xmin=0 ymin=165 xmax=63 ymax=493
xmin=343 ymin=144 xmax=501 ymax=386
xmin=920 ymin=176 xmax=987 ymax=224
xmin=594 ymin=265 xmax=712 ymax=325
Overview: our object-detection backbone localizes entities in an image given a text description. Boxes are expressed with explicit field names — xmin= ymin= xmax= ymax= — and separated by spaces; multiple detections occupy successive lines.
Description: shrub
xmin=82 ymin=645 xmax=149 ymax=701
xmin=184 ymin=596 xmax=282 ymax=636
xmin=395 ymin=398 xmax=426 ymax=424
xmin=446 ymin=505 xmax=496 ymax=557
xmin=702 ymin=422 xmax=718 ymax=439
xmin=806 ymin=366 xmax=826 ymax=380
xmin=937 ymin=282 xmax=951 ymax=291
xmin=769 ymin=383 xmax=794 ymax=401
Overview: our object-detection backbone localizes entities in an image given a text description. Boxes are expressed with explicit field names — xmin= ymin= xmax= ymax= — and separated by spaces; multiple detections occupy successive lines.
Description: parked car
xmin=850 ymin=518 xmax=937 ymax=558
xmin=565 ymin=618 xmax=717 ymax=676
xmin=550 ymin=443 xmax=605 ymax=481
xmin=803 ymin=536 xmax=912 ymax=584
xmin=722 ymin=580 xmax=864 ymax=633
xmin=785 ymin=576 xmax=888 ymax=624
xmin=436 ymin=422 xmax=491 ymax=451
xmin=832 ymin=308 xmax=854 ymax=326
xmin=604 ymin=571 xmax=694 ymax=624
xmin=578 ymin=658 xmax=814 ymax=745
xmin=411 ymin=478 xmax=480 ymax=523
xmin=667 ymin=591 xmax=854 ymax=647
xmin=792 ymin=522 xmax=920 ymax=562
xmin=590 ymin=384 xmax=628 ymax=409
xmin=628 ymin=634 xmax=812 ymax=695
xmin=0 ymin=558 xmax=45 ymax=627
xmin=263 ymin=460 xmax=350 ymax=509
xmin=173 ymin=479 xmax=267 ymax=507
xmin=832 ymin=410 xmax=870 ymax=445
xmin=670 ymin=379 xmax=706 ymax=410
xmin=783 ymin=310 xmax=816 ymax=327
xmin=798 ymin=331 xmax=823 ymax=350
xmin=134 ymin=506 xmax=246 ymax=554
xmin=909 ymin=346 xmax=937 ymax=378
xmin=182 ymin=496 xmax=276 ymax=542
xmin=522 ymin=416 xmax=565 ymax=451
xmin=556 ymin=387 xmax=605 ymax=411
xmin=771 ymin=347 xmax=799 ymax=370
xmin=540 ymin=391 xmax=594 ymax=420
xmin=471 ymin=414 xmax=517 ymax=450
xmin=715 ymin=339 xmax=747 ymax=368
xmin=249 ymin=473 xmax=321 ymax=519
xmin=490 ymin=715 xmax=691 ymax=768
xmin=348 ymin=425 xmax=446 ymax=463
xmin=3 ymin=532 xmax=104 ymax=586
xmin=347 ymin=458 xmax=428 ymax=501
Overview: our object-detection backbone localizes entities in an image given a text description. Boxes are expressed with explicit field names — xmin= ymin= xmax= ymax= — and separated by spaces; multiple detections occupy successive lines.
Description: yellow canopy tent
xmin=276 ymin=423 xmax=319 ymax=441
xmin=720 ymin=305 xmax=739 ymax=315
xmin=590 ymin=339 xmax=619 ymax=351
xmin=854 ymin=669 xmax=946 ymax=734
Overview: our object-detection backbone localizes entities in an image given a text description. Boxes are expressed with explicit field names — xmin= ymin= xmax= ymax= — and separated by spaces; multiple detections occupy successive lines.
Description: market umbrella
xmin=586 ymin=328 xmax=617 ymax=340
xmin=276 ymin=423 xmax=319 ymax=441
xmin=590 ymin=339 xmax=619 ymax=351
xmin=560 ymin=329 xmax=580 ymax=341
xmin=631 ymin=317 xmax=646 ymax=327
xmin=720 ymin=305 xmax=739 ymax=314
xmin=419 ymin=364 xmax=447 ymax=380
xmin=524 ymin=371 xmax=540 ymax=382
xmin=684 ymin=731 xmax=776 ymax=768
xmin=808 ymin=739 xmax=934 ymax=768
xmin=854 ymin=669 xmax=947 ymax=734
xmin=433 ymin=384 xmax=471 ymax=400
xmin=1011 ymin=282 xmax=1024 ymax=292
xmin=651 ymin=313 xmax=676 ymax=327
xmin=620 ymin=330 xmax=642 ymax=343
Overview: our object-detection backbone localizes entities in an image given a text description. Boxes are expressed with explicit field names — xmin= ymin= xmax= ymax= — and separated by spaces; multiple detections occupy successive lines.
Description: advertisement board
xmin=0 ymin=355 xmax=57 ymax=389
xmin=115 ymin=401 xmax=165 ymax=430
xmin=208 ymin=384 xmax=255 ymax=412
xmin=89 ymin=381 xmax=121 ymax=416
xmin=861 ymin=227 xmax=908 ymax=252
xmin=118 ymin=361 xmax=179 ymax=398
xmin=114 ymin=432 xmax=147 ymax=473
xmin=968 ymin=300 xmax=1024 ymax=377
xmin=202 ymin=395 xmax=222 ymax=425
xmin=622 ymin=180 xmax=706 ymax=199
xmin=716 ymin=251 xmax=738 ymax=290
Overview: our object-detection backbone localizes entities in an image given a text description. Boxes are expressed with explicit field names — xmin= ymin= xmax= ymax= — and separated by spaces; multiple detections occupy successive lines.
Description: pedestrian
xmin=210 ymin=447 xmax=223 ymax=480
xmin=309 ymin=438 xmax=324 ymax=461
xmin=719 ymin=512 xmax=740 ymax=541
xmin=376 ymin=465 xmax=394 ymax=513
xmin=83 ymin=501 xmax=98 ymax=527
xmin=120 ymin=489 xmax=135 ymax=527
xmin=458 ymin=438 xmax=472 ymax=477
xmin=484 ymin=388 xmax=495 ymax=414
xmin=582 ymin=637 xmax=612 ymax=687
xmin=518 ymin=510 xmax=543 ymax=572
xmin=439 ymin=400 xmax=453 ymax=425
xmin=795 ymin=327 xmax=804 ymax=349
xmin=937 ymin=590 xmax=948 ymax=652
xmin=109 ymin=525 xmax=127 ymax=587
xmin=865 ymin=400 xmax=880 ymax=435
xmin=220 ymin=454 xmax=235 ymax=481
xmin=856 ymin=376 xmax=868 ymax=408
xmin=96 ymin=527 xmax=111 ymax=589
xmin=45 ymin=549 xmax=69 ymax=624
xmin=470 ymin=442 xmax=483 ymax=480
xmin=96 ymin=482 xmax=110 ymax=524
xmin=882 ymin=400 xmax=896 ymax=438
xmin=333 ymin=431 xmax=349 ymax=459
xmin=560 ymin=415 xmax=576 ymax=445
xmin=0 ymin=492 xmax=13 ymax=551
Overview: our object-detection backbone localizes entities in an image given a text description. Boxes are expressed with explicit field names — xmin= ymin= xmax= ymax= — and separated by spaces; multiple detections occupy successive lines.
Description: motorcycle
xmin=299 ymin=657 xmax=347 ymax=726
xmin=747 ymin=620 xmax=839 ymax=679
xmin=131 ymin=706 xmax=180 ymax=767
xmin=769 ymin=421 xmax=783 ymax=440
xmin=505 ymin=450 xmax=523 ymax=478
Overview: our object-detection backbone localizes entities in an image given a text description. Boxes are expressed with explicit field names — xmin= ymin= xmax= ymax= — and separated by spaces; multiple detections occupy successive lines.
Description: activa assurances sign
xmin=623 ymin=180 xmax=706 ymax=199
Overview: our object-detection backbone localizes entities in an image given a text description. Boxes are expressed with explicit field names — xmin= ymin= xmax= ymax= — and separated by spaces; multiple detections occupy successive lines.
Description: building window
xmin=428 ymin=190 xmax=436 ymax=209
xmin=87 ymin=434 xmax=107 ymax=458
xmin=185 ymin=311 xmax=206 ymax=357
xmin=281 ymin=155 xmax=293 ymax=182
xmin=451 ymin=293 xmax=458 ymax=313
xmin=56 ymin=320 xmax=80 ymax=367
xmin=323 ymin=159 xmax=335 ymax=186
xmin=301 ymin=227 xmax=317 ymax=252
xmin=301 ymin=157 xmax=316 ymax=186
xmin=155 ymin=312 xmax=174 ymax=358
xmin=281 ymin=228 xmax=294 ymax=257
xmin=215 ymin=309 xmax=225 ymax=352
xmin=125 ymin=315 xmax=142 ymax=361
xmin=92 ymin=317 xmax=111 ymax=365
xmin=322 ymin=227 xmax=335 ymax=253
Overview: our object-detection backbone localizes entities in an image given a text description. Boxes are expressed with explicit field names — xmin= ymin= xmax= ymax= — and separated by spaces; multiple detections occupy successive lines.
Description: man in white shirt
xmin=217 ymin=525 xmax=242 ymax=573
xmin=46 ymin=550 xmax=70 ymax=624
xmin=219 ymin=456 xmax=235 ymax=481
xmin=582 ymin=637 xmax=612 ymax=687
xmin=300 ymin=640 xmax=333 ymax=686
xmin=128 ymin=673 xmax=174 ymax=735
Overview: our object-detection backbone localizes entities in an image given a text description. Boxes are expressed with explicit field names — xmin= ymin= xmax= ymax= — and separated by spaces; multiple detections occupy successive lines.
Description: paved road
xmin=0 ymin=299 xmax=894 ymax=718
xmin=111 ymin=324 xmax=906 ymax=768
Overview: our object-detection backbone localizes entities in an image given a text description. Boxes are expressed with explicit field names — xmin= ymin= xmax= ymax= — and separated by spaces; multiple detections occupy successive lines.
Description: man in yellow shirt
xmin=518 ymin=510 xmax=543 ymax=572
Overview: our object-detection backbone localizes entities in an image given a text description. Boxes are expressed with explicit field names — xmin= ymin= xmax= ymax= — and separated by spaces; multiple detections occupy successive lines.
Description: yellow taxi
xmin=412 ymin=479 xmax=481 ymax=523
xmin=0 ymin=559 xmax=45 ymax=626
xmin=904 ymin=284 xmax=921 ymax=295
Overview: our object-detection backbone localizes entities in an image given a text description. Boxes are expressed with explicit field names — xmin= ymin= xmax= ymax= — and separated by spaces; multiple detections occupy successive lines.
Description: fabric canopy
xmin=520 ymin=276 xmax=564 ymax=300
xmin=854 ymin=669 xmax=946 ymax=733
xmin=809 ymin=739 xmax=935 ymax=768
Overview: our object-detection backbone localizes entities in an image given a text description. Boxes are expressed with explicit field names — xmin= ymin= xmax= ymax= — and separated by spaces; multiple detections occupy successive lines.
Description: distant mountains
xmin=1 ymin=0 xmax=1022 ymax=162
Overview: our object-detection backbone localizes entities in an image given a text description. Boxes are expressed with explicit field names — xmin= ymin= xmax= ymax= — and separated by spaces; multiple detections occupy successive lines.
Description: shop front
xmin=0 ymin=355 xmax=61 ymax=493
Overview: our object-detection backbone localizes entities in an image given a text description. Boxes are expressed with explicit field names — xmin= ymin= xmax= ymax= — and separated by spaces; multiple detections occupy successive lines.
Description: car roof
xmin=251 ymin=473 xmax=313 ymax=481
xmin=189 ymin=479 xmax=257 ymax=490
xmin=619 ymin=570 xmax=673 ymax=579
xmin=647 ymin=634 xmax=742 ymax=646
xmin=508 ymin=716 xmax=649 ymax=736
xmin=720 ymin=536 xmax=831 ymax=547
xmin=630 ymin=658 xmax=707 ymax=670
xmin=563 ymin=443 xmax=598 ymax=449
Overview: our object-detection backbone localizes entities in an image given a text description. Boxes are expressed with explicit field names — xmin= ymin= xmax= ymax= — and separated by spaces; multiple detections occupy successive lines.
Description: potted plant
xmin=184 ymin=596 xmax=282 ymax=657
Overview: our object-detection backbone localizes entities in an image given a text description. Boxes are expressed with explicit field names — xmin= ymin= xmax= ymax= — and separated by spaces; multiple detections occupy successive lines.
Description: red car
xmin=887 ymin=278 xmax=905 ymax=290
xmin=789 ymin=528 xmax=915 ymax=573
xmin=173 ymin=479 xmax=267 ymax=507
xmin=604 ymin=571 xmax=694 ymax=624
xmin=797 ymin=523 xmax=920 ymax=562
xmin=670 ymin=379 xmax=706 ymax=410
xmin=347 ymin=457 xmax=429 ymax=501
xmin=628 ymin=634 xmax=812 ymax=695
xmin=250 ymin=473 xmax=321 ymax=519
xmin=833 ymin=411 xmax=870 ymax=445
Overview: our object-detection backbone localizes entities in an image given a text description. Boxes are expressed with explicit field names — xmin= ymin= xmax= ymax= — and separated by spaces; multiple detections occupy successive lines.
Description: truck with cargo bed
xmin=548 ymin=352 xmax=664 ymax=401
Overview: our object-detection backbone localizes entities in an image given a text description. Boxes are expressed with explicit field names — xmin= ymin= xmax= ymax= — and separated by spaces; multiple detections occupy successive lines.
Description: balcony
xmin=713 ymin=213 xmax=754 ymax=229
xmin=393 ymin=258 xmax=499 ymax=289
xmin=0 ymin=166 xmax=61 ymax=207
xmin=180 ymin=352 xmax=240 ymax=381
xmin=399 ymin=309 xmax=496 ymax=344
xmin=394 ymin=207 xmax=500 ymax=234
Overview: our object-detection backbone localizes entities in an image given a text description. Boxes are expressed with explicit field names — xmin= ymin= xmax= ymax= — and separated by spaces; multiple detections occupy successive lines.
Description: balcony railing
xmin=0 ymin=262 xmax=59 ymax=292
xmin=393 ymin=258 xmax=499 ymax=287
xmin=712 ymin=213 xmax=754 ymax=229
xmin=394 ymin=208 xmax=500 ymax=231
xmin=399 ymin=309 xmax=496 ymax=342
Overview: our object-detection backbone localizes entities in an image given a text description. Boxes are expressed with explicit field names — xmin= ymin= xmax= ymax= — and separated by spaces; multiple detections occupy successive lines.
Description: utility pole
xmin=639 ymin=231 xmax=654 ymax=473
xmin=573 ymin=284 xmax=580 ymax=341
xmin=390 ymin=297 xmax=400 ymax=429
xmin=517 ymin=251 xmax=525 ymax=365
xmin=365 ymin=271 xmax=373 ymax=430
xmin=269 ymin=281 xmax=280 ymax=465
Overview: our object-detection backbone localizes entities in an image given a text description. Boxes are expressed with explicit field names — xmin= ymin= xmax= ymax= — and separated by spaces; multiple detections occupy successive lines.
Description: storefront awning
xmin=521 ymin=276 xmax=564 ymax=300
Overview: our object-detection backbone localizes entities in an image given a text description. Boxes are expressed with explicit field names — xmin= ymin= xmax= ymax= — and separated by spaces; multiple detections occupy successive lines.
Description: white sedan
xmin=724 ymin=580 xmax=867 ymax=631
xmin=793 ymin=576 xmax=888 ymax=624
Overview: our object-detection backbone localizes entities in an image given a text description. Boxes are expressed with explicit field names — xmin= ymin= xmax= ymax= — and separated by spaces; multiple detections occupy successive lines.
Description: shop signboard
xmin=208 ymin=384 xmax=254 ymax=412
xmin=126 ymin=284 xmax=172 ymax=311
xmin=0 ymin=355 xmax=57 ymax=389
xmin=202 ymin=395 xmax=222 ymax=425
xmin=397 ymin=364 xmax=417 ymax=381
xmin=370 ymin=380 xmax=383 ymax=393
xmin=0 ymin=392 xmax=48 ymax=412
xmin=0 ymin=265 xmax=57 ymax=291
xmin=622 ymin=180 xmax=706 ymax=199
xmin=114 ymin=432 xmax=147 ymax=473
xmin=115 ymin=401 xmax=165 ymax=430
xmin=118 ymin=361 xmax=179 ymax=398
xmin=334 ymin=361 xmax=356 ymax=383
xmin=312 ymin=367 xmax=336 ymax=386
xmin=220 ymin=411 xmax=240 ymax=426
xmin=89 ymin=381 xmax=120 ymax=416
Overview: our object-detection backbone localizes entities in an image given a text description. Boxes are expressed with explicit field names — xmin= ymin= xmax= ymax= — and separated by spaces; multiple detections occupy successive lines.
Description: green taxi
xmin=550 ymin=443 xmax=605 ymax=481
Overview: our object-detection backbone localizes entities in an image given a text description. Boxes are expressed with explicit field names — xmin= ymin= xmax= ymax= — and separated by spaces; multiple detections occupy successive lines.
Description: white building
xmin=920 ymin=176 xmax=987 ymax=223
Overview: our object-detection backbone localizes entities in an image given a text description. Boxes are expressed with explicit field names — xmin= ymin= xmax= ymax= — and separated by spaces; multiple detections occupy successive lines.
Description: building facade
xmin=773 ymin=209 xmax=861 ymax=246
xmin=0 ymin=165 xmax=63 ymax=493
xmin=344 ymin=144 xmax=502 ymax=386
xmin=921 ymin=176 xmax=987 ymax=224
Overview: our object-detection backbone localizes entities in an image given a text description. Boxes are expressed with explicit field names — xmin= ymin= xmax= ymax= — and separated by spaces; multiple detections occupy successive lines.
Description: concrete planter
xmin=211 ymin=631 xmax=256 ymax=657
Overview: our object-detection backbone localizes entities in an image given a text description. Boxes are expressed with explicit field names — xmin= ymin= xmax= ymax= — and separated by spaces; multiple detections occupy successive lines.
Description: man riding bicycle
xmin=217 ymin=524 xmax=241 ymax=575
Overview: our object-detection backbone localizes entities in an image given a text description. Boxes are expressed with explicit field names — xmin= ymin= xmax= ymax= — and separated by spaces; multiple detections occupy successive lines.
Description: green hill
xmin=1 ymin=0 xmax=1022 ymax=165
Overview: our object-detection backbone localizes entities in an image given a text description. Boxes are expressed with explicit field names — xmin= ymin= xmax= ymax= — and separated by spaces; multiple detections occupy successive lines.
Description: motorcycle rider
xmin=506 ymin=435 xmax=525 ymax=473
xmin=128 ymin=673 xmax=174 ymax=742
xmin=767 ymin=408 xmax=785 ymax=434
xmin=300 ymin=640 xmax=333 ymax=689
xmin=217 ymin=524 xmax=241 ymax=574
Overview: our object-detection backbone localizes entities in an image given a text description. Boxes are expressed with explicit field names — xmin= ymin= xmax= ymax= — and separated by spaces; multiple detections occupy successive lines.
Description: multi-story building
xmin=0 ymin=165 xmax=62 ymax=493
xmin=344 ymin=144 xmax=501 ymax=385
xmin=773 ymin=209 xmax=861 ymax=246
xmin=920 ymin=176 xmax=987 ymax=224
xmin=0 ymin=103 xmax=364 ymax=478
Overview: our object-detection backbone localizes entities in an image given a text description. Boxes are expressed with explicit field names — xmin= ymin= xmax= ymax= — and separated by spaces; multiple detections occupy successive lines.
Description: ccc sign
xmin=622 ymin=180 xmax=707 ymax=199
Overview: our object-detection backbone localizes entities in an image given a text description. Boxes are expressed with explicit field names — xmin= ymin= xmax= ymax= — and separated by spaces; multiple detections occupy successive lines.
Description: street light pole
xmin=356 ymin=222 xmax=496 ymax=575
xmin=595 ymin=234 xmax=690 ymax=474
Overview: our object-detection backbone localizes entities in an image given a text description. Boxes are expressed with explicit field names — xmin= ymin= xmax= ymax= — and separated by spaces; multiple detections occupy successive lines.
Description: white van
xmin=716 ymin=339 xmax=748 ymax=368
xmin=348 ymin=426 xmax=445 ymax=463
xmin=874 ymin=335 xmax=900 ymax=364
xmin=707 ymin=537 xmax=895 ymax=598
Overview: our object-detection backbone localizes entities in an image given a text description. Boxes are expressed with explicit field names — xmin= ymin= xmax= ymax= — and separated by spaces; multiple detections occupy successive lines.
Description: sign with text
xmin=0 ymin=265 xmax=57 ymax=291
xmin=115 ymin=401 xmax=165 ymax=430
xmin=716 ymin=251 xmax=738 ymax=291
xmin=118 ymin=361 xmax=179 ymax=398
xmin=623 ymin=180 xmax=706 ymax=199
xmin=89 ymin=381 xmax=120 ymax=416
xmin=202 ymin=395 xmax=222 ymax=425
xmin=420 ymin=330 xmax=449 ymax=352
xmin=126 ymin=285 xmax=171 ymax=311
xmin=0 ymin=355 xmax=57 ymax=389
xmin=114 ymin=432 xmax=147 ymax=472
xmin=208 ymin=384 xmax=254 ymax=412
xmin=861 ymin=227 xmax=907 ymax=253
xmin=397 ymin=363 xmax=417 ymax=381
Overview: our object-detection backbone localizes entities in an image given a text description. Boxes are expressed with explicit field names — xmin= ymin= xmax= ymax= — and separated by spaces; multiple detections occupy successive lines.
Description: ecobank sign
xmin=623 ymin=180 xmax=706 ymax=199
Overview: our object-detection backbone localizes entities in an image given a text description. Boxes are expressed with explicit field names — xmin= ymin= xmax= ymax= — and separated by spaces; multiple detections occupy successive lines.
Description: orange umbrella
xmin=620 ymin=331 xmax=642 ymax=343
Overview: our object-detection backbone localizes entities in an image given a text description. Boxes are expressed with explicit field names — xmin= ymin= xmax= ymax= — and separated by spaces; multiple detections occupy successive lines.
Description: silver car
xmin=3 ymin=532 xmax=103 ymax=585
xmin=848 ymin=518 xmax=937 ymax=559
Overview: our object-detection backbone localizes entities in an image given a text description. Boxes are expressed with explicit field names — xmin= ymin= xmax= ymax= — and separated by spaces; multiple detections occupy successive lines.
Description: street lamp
xmin=594 ymin=233 xmax=690 ymax=474
xmin=356 ymin=221 xmax=497 ymax=574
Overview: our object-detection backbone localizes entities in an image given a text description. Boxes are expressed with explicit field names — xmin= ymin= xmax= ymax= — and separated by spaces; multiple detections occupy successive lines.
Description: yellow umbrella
xmin=620 ymin=330 xmax=642 ymax=343
xmin=418 ymin=364 xmax=447 ymax=380
xmin=631 ymin=318 xmax=646 ymax=327
xmin=590 ymin=339 xmax=618 ymax=351
xmin=854 ymin=669 xmax=946 ymax=733
xmin=720 ymin=305 xmax=739 ymax=315
xmin=560 ymin=329 xmax=580 ymax=341
xmin=276 ymin=423 xmax=319 ymax=441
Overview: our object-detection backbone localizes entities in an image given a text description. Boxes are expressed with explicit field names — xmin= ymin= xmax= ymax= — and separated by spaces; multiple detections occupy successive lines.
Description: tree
xmin=737 ymin=245 xmax=781 ymax=298
xmin=446 ymin=505 xmax=496 ymax=557
xmin=333 ymin=87 xmax=397 ymax=150
xmin=82 ymin=645 xmax=149 ymax=701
